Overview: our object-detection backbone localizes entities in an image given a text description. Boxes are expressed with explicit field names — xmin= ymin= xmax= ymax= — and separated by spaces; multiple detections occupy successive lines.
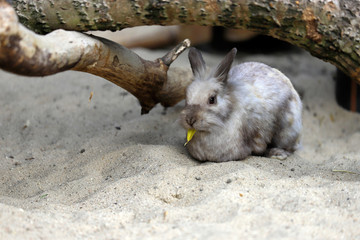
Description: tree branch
xmin=10 ymin=0 xmax=360 ymax=83
xmin=0 ymin=0 xmax=192 ymax=114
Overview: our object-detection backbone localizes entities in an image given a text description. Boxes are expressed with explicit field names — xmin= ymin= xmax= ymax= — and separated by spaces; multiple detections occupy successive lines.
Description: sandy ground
xmin=0 ymin=46 xmax=359 ymax=240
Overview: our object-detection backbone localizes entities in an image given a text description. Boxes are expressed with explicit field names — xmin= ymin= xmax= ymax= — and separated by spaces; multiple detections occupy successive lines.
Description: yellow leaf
xmin=184 ymin=129 xmax=196 ymax=146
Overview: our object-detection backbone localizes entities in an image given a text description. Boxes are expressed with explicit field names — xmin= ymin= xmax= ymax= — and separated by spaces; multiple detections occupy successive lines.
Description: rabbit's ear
xmin=214 ymin=48 xmax=237 ymax=83
xmin=188 ymin=47 xmax=206 ymax=78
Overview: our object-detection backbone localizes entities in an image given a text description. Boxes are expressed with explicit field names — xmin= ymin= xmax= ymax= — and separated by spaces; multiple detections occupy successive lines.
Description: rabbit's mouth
xmin=181 ymin=122 xmax=208 ymax=132
xmin=180 ymin=112 xmax=221 ymax=132
xmin=188 ymin=125 xmax=213 ymax=133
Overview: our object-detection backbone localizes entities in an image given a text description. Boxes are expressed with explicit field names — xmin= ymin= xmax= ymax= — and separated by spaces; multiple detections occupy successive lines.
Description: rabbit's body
xmin=181 ymin=48 xmax=302 ymax=162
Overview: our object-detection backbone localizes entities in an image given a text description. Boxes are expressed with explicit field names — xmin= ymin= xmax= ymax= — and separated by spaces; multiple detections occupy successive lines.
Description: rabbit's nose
xmin=186 ymin=116 xmax=197 ymax=127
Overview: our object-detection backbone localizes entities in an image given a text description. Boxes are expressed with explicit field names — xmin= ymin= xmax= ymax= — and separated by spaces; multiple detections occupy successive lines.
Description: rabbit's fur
xmin=180 ymin=48 xmax=302 ymax=162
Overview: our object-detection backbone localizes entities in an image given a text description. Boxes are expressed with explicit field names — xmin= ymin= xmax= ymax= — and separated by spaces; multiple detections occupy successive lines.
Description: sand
xmin=0 ymin=46 xmax=359 ymax=240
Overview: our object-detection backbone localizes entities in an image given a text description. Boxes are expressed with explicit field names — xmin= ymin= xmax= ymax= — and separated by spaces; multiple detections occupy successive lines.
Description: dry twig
xmin=0 ymin=0 xmax=192 ymax=114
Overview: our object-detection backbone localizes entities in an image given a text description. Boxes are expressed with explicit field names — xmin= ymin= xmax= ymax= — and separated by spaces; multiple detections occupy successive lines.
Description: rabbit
xmin=180 ymin=47 xmax=302 ymax=162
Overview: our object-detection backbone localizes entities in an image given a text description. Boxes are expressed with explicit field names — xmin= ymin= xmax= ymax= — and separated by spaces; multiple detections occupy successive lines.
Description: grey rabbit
xmin=180 ymin=47 xmax=302 ymax=162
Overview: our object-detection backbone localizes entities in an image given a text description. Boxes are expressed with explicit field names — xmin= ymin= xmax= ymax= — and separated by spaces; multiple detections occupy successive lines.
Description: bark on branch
xmin=0 ymin=0 xmax=192 ymax=114
xmin=10 ymin=0 xmax=360 ymax=83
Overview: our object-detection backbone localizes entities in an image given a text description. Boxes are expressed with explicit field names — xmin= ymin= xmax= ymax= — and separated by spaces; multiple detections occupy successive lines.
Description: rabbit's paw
xmin=266 ymin=148 xmax=291 ymax=160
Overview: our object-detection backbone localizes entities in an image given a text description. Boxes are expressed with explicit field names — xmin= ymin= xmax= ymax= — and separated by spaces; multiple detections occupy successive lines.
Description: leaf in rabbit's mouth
xmin=184 ymin=129 xmax=196 ymax=146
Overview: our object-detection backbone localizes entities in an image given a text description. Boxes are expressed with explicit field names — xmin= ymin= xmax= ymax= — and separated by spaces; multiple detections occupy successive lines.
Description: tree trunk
xmin=10 ymin=0 xmax=360 ymax=83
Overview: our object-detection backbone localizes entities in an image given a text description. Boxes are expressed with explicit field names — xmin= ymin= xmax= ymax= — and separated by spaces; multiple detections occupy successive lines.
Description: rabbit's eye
xmin=208 ymin=95 xmax=217 ymax=105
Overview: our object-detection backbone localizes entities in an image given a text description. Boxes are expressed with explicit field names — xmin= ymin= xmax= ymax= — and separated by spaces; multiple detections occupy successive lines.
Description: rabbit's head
xmin=181 ymin=47 xmax=237 ymax=132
